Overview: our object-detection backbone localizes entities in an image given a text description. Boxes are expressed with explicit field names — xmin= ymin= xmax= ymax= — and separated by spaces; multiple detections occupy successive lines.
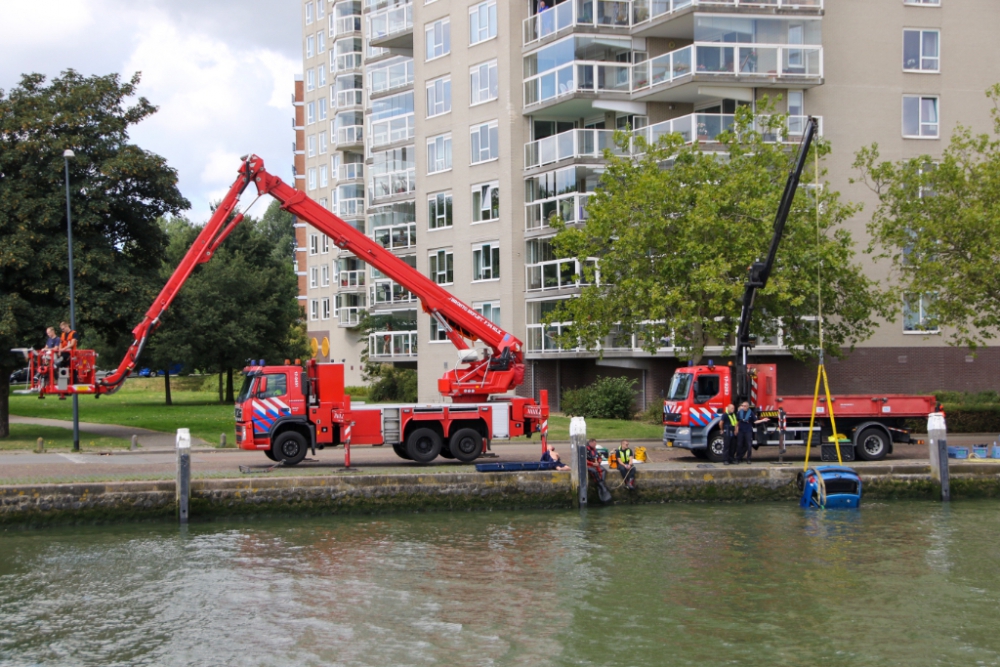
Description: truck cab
xmin=234 ymin=363 xmax=313 ymax=454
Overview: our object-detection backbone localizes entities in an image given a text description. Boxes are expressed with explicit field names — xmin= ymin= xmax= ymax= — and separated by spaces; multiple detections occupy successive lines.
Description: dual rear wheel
xmin=402 ymin=427 xmax=483 ymax=464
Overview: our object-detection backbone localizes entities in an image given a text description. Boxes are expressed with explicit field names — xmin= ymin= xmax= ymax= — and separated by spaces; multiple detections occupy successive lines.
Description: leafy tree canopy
xmin=853 ymin=83 xmax=1000 ymax=350
xmin=548 ymin=102 xmax=891 ymax=363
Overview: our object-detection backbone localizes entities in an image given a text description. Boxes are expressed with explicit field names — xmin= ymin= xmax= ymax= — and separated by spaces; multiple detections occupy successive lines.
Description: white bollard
xmin=176 ymin=428 xmax=191 ymax=523
xmin=569 ymin=416 xmax=588 ymax=507
xmin=927 ymin=412 xmax=949 ymax=502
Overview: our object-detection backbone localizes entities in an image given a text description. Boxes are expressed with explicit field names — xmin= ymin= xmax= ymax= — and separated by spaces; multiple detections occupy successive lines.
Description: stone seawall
xmin=3 ymin=463 xmax=1000 ymax=526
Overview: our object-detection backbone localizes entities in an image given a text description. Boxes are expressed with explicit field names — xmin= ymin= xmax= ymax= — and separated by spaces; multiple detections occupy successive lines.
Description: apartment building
xmin=298 ymin=0 xmax=1000 ymax=407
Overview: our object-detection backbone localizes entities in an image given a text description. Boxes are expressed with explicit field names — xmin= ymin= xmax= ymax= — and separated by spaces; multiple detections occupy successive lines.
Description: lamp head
xmin=63 ymin=149 xmax=75 ymax=158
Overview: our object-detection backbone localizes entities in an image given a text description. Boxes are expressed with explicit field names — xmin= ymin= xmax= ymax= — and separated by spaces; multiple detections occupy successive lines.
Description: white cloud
xmin=0 ymin=0 xmax=96 ymax=48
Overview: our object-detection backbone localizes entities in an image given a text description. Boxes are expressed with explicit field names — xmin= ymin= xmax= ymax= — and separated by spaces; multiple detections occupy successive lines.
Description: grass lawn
xmin=540 ymin=415 xmax=663 ymax=442
xmin=0 ymin=423 xmax=131 ymax=451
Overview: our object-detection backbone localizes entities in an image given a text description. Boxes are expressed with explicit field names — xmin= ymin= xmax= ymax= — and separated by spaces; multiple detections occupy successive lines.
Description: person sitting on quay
xmin=616 ymin=439 xmax=636 ymax=490
xmin=541 ymin=444 xmax=570 ymax=471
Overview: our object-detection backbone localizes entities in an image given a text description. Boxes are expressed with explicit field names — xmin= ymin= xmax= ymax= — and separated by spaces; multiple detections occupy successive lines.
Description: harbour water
xmin=2 ymin=501 xmax=999 ymax=666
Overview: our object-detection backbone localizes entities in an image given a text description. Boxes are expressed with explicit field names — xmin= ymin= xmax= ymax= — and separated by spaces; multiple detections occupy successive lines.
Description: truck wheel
xmin=264 ymin=448 xmax=277 ymax=462
xmin=448 ymin=428 xmax=482 ymax=463
xmin=704 ymin=429 xmax=727 ymax=463
xmin=692 ymin=448 xmax=708 ymax=460
xmin=439 ymin=444 xmax=456 ymax=459
xmin=273 ymin=431 xmax=308 ymax=466
xmin=392 ymin=443 xmax=411 ymax=460
xmin=855 ymin=427 xmax=889 ymax=461
xmin=406 ymin=428 xmax=442 ymax=463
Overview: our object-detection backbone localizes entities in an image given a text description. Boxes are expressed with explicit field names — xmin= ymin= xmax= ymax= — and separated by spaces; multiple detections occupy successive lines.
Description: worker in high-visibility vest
xmin=616 ymin=439 xmax=636 ymax=489
xmin=721 ymin=404 xmax=739 ymax=465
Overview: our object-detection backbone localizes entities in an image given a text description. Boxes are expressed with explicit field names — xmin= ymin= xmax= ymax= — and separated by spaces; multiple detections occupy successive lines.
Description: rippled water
xmin=2 ymin=501 xmax=1000 ymax=666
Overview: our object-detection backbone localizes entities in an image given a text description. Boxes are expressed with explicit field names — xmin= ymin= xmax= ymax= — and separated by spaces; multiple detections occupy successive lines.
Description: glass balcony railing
xmin=336 ymin=125 xmax=364 ymax=146
xmin=338 ymin=307 xmax=365 ymax=327
xmin=371 ymin=169 xmax=416 ymax=201
xmin=369 ymin=331 xmax=418 ymax=358
xmin=524 ymin=128 xmax=623 ymax=169
xmin=370 ymin=3 xmax=413 ymax=41
xmin=332 ymin=53 xmax=364 ymax=73
xmin=331 ymin=15 xmax=362 ymax=37
xmin=371 ymin=279 xmax=417 ymax=305
xmin=526 ymin=258 xmax=597 ymax=292
xmin=334 ymin=89 xmax=364 ymax=108
xmin=631 ymin=43 xmax=823 ymax=91
xmin=338 ymin=270 xmax=366 ymax=289
xmin=369 ymin=114 xmax=415 ymax=148
xmin=634 ymin=113 xmax=822 ymax=147
xmin=339 ymin=197 xmax=366 ymax=217
xmin=526 ymin=192 xmax=592 ymax=231
xmin=368 ymin=60 xmax=414 ymax=96
xmin=339 ymin=163 xmax=364 ymax=181
xmin=524 ymin=61 xmax=632 ymax=108
xmin=526 ymin=323 xmax=675 ymax=353
xmin=632 ymin=0 xmax=823 ymax=27
xmin=523 ymin=0 xmax=632 ymax=46
xmin=371 ymin=222 xmax=416 ymax=251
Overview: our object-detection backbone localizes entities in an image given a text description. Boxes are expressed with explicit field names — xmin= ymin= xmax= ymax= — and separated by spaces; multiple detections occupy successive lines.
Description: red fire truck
xmin=662 ymin=118 xmax=936 ymax=462
xmin=14 ymin=155 xmax=548 ymax=465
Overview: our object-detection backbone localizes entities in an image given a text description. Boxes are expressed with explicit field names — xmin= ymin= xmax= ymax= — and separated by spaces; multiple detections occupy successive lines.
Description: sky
xmin=0 ymin=0 xmax=301 ymax=220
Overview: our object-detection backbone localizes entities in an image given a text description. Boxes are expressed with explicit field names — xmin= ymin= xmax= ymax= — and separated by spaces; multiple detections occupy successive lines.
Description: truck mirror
xmin=258 ymin=378 xmax=267 ymax=395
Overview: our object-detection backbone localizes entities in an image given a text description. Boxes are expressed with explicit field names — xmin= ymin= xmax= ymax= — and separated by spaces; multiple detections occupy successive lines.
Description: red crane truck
xmin=14 ymin=155 xmax=548 ymax=465
xmin=662 ymin=118 xmax=935 ymax=462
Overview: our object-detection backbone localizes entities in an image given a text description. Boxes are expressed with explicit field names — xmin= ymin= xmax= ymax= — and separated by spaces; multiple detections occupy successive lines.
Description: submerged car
xmin=798 ymin=466 xmax=862 ymax=509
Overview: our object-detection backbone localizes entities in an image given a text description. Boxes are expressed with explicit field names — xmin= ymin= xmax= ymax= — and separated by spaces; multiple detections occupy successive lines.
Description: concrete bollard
xmin=569 ymin=416 xmax=588 ymax=508
xmin=35 ymin=438 xmax=44 ymax=454
xmin=176 ymin=428 xmax=191 ymax=524
xmin=131 ymin=435 xmax=138 ymax=451
xmin=928 ymin=412 xmax=949 ymax=502
xmin=220 ymin=433 xmax=227 ymax=448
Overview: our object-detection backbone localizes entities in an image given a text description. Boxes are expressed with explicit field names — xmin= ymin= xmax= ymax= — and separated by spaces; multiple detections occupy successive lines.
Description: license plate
xmin=666 ymin=441 xmax=673 ymax=447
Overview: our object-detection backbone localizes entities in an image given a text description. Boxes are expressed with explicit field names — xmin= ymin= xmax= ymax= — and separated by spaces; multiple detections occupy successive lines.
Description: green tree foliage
xmin=368 ymin=365 xmax=418 ymax=403
xmin=561 ymin=376 xmax=637 ymax=420
xmin=853 ymin=84 xmax=1000 ymax=349
xmin=0 ymin=71 xmax=188 ymax=437
xmin=549 ymin=103 xmax=890 ymax=362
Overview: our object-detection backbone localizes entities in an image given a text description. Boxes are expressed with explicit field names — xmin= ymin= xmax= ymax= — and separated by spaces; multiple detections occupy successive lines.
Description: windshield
xmin=666 ymin=372 xmax=692 ymax=401
xmin=236 ymin=374 xmax=257 ymax=403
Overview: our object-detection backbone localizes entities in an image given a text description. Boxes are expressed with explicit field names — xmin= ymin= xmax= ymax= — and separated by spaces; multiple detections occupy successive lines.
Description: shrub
xmin=906 ymin=405 xmax=1000 ymax=434
xmin=561 ymin=376 xmax=637 ymax=420
xmin=640 ymin=400 xmax=664 ymax=425
xmin=344 ymin=385 xmax=369 ymax=399
xmin=368 ymin=367 xmax=417 ymax=403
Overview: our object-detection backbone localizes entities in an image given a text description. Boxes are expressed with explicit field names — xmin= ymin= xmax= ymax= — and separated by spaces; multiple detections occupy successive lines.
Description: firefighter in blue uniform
xmin=736 ymin=400 xmax=768 ymax=464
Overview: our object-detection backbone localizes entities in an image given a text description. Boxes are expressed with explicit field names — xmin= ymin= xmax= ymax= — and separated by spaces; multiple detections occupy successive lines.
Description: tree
xmin=356 ymin=311 xmax=418 ymax=402
xmin=548 ymin=103 xmax=891 ymax=363
xmin=0 ymin=71 xmax=189 ymax=437
xmin=853 ymin=84 xmax=1000 ymax=350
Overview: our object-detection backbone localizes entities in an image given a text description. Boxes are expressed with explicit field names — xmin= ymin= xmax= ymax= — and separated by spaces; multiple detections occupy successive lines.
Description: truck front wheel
xmin=406 ymin=428 xmax=442 ymax=463
xmin=274 ymin=431 xmax=308 ymax=466
xmin=855 ymin=427 xmax=889 ymax=461
xmin=392 ymin=443 xmax=411 ymax=460
xmin=704 ymin=429 xmax=727 ymax=463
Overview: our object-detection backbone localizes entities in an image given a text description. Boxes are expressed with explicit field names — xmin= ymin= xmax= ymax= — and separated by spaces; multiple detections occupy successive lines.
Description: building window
xmin=321 ymin=297 xmax=331 ymax=320
xmin=319 ymin=164 xmax=328 ymax=188
xmin=321 ymin=264 xmax=330 ymax=287
xmin=306 ymin=35 xmax=315 ymax=58
xmin=903 ymin=294 xmax=939 ymax=333
xmin=310 ymin=266 xmax=319 ymax=288
xmin=904 ymin=0 xmax=939 ymax=5
xmin=471 ymin=120 xmax=499 ymax=164
xmin=319 ymin=98 xmax=328 ymax=121
xmin=307 ymin=135 xmax=316 ymax=157
xmin=903 ymin=29 xmax=940 ymax=72
xmin=426 ymin=76 xmax=451 ymax=118
xmin=472 ymin=181 xmax=499 ymax=222
xmin=305 ymin=2 xmax=314 ymax=24
xmin=427 ymin=133 xmax=452 ymax=174
xmin=318 ymin=31 xmax=326 ymax=55
xmin=428 ymin=191 xmax=453 ymax=229
xmin=469 ymin=1 xmax=497 ymax=45
xmin=309 ymin=234 xmax=319 ymax=255
xmin=310 ymin=299 xmax=319 ymax=321
xmin=319 ymin=197 xmax=328 ymax=210
xmin=429 ymin=249 xmax=454 ymax=284
xmin=307 ymin=101 xmax=316 ymax=124
xmin=316 ymin=1 xmax=324 ymax=18
xmin=425 ymin=18 xmax=450 ymax=61
xmin=308 ymin=167 xmax=317 ymax=190
xmin=319 ymin=131 xmax=328 ymax=154
xmin=307 ymin=69 xmax=315 ymax=91
xmin=318 ymin=65 xmax=326 ymax=88
xmin=430 ymin=317 xmax=449 ymax=342
xmin=321 ymin=235 xmax=330 ymax=254
xmin=903 ymin=95 xmax=939 ymax=138
xmin=472 ymin=242 xmax=500 ymax=281
xmin=474 ymin=301 xmax=500 ymax=325
xmin=470 ymin=60 xmax=498 ymax=105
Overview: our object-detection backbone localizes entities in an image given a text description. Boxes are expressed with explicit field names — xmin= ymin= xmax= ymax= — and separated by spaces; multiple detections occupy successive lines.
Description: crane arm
xmin=734 ymin=117 xmax=818 ymax=401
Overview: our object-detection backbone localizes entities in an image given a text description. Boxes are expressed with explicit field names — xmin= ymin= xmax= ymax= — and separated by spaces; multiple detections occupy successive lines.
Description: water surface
xmin=2 ymin=501 xmax=999 ymax=666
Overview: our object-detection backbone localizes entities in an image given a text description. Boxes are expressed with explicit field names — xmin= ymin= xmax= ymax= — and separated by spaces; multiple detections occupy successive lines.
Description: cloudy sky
xmin=0 ymin=0 xmax=301 ymax=220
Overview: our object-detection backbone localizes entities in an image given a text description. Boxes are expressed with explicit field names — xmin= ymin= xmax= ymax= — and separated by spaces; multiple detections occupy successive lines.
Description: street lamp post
xmin=63 ymin=149 xmax=79 ymax=453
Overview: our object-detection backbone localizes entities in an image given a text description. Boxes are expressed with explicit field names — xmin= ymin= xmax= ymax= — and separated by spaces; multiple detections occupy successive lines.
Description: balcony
xmin=331 ymin=14 xmax=362 ymax=38
xmin=368 ymin=59 xmax=414 ymax=97
xmin=338 ymin=269 xmax=367 ymax=291
xmin=369 ymin=331 xmax=418 ymax=359
xmin=339 ymin=197 xmax=366 ymax=218
xmin=631 ymin=42 xmax=823 ymax=102
xmin=371 ymin=169 xmax=416 ymax=202
xmin=369 ymin=114 xmax=415 ymax=149
xmin=339 ymin=163 xmax=365 ymax=181
xmin=336 ymin=125 xmax=364 ymax=148
xmin=526 ymin=192 xmax=592 ymax=231
xmin=526 ymin=323 xmax=676 ymax=355
xmin=524 ymin=128 xmax=623 ymax=170
xmin=632 ymin=0 xmax=824 ymax=39
xmin=524 ymin=61 xmax=632 ymax=114
xmin=526 ymin=258 xmax=598 ymax=292
xmin=634 ymin=112 xmax=822 ymax=148
xmin=371 ymin=222 xmax=416 ymax=251
xmin=332 ymin=52 xmax=364 ymax=73
xmin=338 ymin=307 xmax=365 ymax=327
xmin=372 ymin=279 xmax=418 ymax=306
xmin=523 ymin=0 xmax=633 ymax=47
xmin=369 ymin=3 xmax=413 ymax=50
xmin=334 ymin=88 xmax=364 ymax=109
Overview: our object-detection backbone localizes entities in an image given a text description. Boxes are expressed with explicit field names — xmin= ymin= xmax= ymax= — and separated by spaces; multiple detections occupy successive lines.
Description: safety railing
xmin=339 ymin=197 xmax=366 ymax=218
xmin=371 ymin=222 xmax=416 ymax=251
xmin=331 ymin=14 xmax=362 ymax=37
xmin=332 ymin=52 xmax=364 ymax=73
xmin=524 ymin=128 xmax=622 ymax=169
xmin=369 ymin=3 xmax=413 ymax=40
xmin=338 ymin=269 xmax=367 ymax=289
xmin=338 ymin=307 xmax=365 ymax=326
xmin=371 ymin=279 xmax=418 ymax=305
xmin=632 ymin=0 xmax=823 ymax=27
xmin=339 ymin=163 xmax=364 ymax=181
xmin=526 ymin=322 xmax=676 ymax=353
xmin=523 ymin=0 xmax=632 ymax=46
xmin=525 ymin=192 xmax=592 ymax=231
xmin=370 ymin=169 xmax=416 ymax=201
xmin=335 ymin=88 xmax=364 ymax=108
xmin=634 ymin=113 xmax=822 ymax=147
xmin=369 ymin=331 xmax=418 ymax=358
xmin=368 ymin=59 xmax=414 ymax=95
xmin=336 ymin=125 xmax=364 ymax=146
xmin=525 ymin=258 xmax=598 ymax=292
xmin=369 ymin=114 xmax=415 ymax=148
xmin=524 ymin=61 xmax=632 ymax=108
